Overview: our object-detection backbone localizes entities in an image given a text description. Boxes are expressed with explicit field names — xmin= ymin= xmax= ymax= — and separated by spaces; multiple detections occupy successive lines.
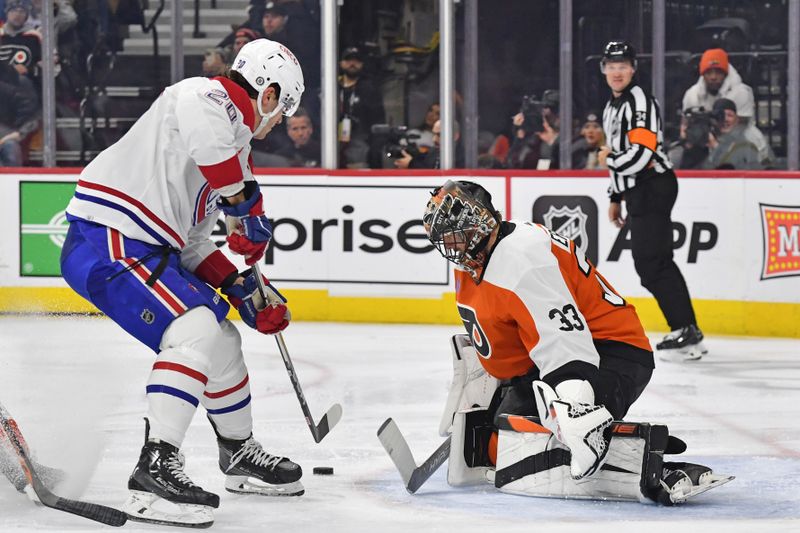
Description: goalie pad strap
xmin=495 ymin=447 xmax=570 ymax=488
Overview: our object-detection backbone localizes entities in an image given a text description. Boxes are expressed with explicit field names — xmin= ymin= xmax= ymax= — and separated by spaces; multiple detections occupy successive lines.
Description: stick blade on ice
xmin=314 ymin=403 xmax=343 ymax=443
xmin=377 ymin=418 xmax=416 ymax=486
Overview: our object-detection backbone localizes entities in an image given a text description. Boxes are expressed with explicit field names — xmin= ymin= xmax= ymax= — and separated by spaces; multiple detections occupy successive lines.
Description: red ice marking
xmin=649 ymin=386 xmax=800 ymax=458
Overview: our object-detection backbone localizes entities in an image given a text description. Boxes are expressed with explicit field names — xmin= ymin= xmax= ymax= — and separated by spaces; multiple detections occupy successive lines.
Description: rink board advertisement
xmin=0 ymin=170 xmax=798 ymax=337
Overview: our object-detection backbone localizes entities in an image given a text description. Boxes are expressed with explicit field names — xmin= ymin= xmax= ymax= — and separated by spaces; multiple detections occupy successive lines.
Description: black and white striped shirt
xmin=602 ymin=84 xmax=672 ymax=194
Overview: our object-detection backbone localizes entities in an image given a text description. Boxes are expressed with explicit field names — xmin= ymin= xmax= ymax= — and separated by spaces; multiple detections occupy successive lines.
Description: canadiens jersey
xmin=455 ymin=221 xmax=651 ymax=381
xmin=66 ymin=76 xmax=257 ymax=273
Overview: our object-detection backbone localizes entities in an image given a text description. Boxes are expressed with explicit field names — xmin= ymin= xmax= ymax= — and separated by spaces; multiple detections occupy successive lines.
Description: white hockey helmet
xmin=231 ymin=38 xmax=305 ymax=134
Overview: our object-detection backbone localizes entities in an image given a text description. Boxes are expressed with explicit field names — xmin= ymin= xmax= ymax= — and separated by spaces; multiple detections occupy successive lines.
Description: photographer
xmin=507 ymin=90 xmax=560 ymax=169
xmin=667 ymin=108 xmax=713 ymax=169
xmin=704 ymin=98 xmax=761 ymax=170
xmin=598 ymin=40 xmax=706 ymax=362
xmin=393 ymin=119 xmax=460 ymax=169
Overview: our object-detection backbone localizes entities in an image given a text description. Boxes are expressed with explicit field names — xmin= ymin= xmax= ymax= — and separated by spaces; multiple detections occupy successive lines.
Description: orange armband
xmin=627 ymin=128 xmax=657 ymax=151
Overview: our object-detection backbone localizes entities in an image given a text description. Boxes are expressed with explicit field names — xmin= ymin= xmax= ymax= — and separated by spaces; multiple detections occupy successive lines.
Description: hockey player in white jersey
xmin=60 ymin=39 xmax=305 ymax=528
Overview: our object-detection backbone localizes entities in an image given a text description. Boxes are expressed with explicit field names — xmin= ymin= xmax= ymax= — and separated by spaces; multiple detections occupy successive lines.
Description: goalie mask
xmin=423 ymin=180 xmax=500 ymax=281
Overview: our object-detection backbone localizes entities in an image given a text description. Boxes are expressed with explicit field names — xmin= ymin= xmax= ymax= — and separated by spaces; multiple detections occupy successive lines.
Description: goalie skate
xmin=655 ymin=462 xmax=734 ymax=505
xmin=218 ymin=435 xmax=304 ymax=497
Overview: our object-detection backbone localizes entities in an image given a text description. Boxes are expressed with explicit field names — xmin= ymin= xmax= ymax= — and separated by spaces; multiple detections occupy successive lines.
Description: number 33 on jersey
xmin=454 ymin=221 xmax=652 ymax=381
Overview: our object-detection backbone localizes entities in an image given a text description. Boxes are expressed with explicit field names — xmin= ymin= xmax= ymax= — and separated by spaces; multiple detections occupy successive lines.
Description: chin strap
xmin=253 ymin=95 xmax=285 ymax=137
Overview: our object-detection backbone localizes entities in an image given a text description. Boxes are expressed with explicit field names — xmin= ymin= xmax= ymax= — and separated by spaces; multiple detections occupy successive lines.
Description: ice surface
xmin=1 ymin=316 xmax=799 ymax=532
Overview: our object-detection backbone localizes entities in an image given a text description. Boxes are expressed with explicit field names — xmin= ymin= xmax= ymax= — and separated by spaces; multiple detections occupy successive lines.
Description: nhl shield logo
xmin=141 ymin=309 xmax=155 ymax=324
xmin=542 ymin=205 xmax=589 ymax=254
xmin=532 ymin=196 xmax=599 ymax=264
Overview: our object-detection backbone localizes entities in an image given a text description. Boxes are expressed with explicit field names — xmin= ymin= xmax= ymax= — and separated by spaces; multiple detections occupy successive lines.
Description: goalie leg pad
xmin=447 ymin=408 xmax=495 ymax=487
xmin=439 ymin=335 xmax=499 ymax=437
xmin=494 ymin=421 xmax=669 ymax=503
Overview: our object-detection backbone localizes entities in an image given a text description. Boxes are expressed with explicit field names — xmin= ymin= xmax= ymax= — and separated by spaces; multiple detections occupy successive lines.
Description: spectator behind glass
xmin=261 ymin=1 xmax=320 ymax=89
xmin=704 ymin=98 xmax=761 ymax=170
xmin=274 ymin=107 xmax=320 ymax=167
xmin=0 ymin=61 xmax=38 ymax=166
xmin=338 ymin=45 xmax=385 ymax=168
xmin=477 ymin=130 xmax=506 ymax=169
xmin=231 ymin=27 xmax=259 ymax=59
xmin=409 ymin=102 xmax=440 ymax=149
xmin=0 ymin=0 xmax=42 ymax=85
xmin=261 ymin=1 xmax=288 ymax=37
xmin=682 ymin=48 xmax=755 ymax=124
xmin=683 ymin=48 xmax=774 ymax=165
xmin=507 ymin=89 xmax=560 ymax=169
xmin=28 ymin=0 xmax=76 ymax=33
xmin=570 ymin=112 xmax=606 ymax=169
xmin=202 ymin=47 xmax=229 ymax=77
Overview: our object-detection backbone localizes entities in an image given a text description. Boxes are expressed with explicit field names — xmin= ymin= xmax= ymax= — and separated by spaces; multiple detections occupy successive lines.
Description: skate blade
xmin=224 ymin=475 xmax=304 ymax=497
xmin=667 ymin=474 xmax=735 ymax=504
xmin=657 ymin=342 xmax=708 ymax=362
xmin=123 ymin=490 xmax=214 ymax=528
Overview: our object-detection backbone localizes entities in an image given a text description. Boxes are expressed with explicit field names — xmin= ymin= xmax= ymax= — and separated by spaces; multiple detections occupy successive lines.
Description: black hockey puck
xmin=313 ymin=466 xmax=334 ymax=475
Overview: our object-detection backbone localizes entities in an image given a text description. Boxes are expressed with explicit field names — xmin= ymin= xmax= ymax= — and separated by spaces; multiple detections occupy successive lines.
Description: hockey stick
xmin=0 ymin=401 xmax=127 ymax=527
xmin=252 ymin=262 xmax=343 ymax=443
xmin=377 ymin=418 xmax=451 ymax=494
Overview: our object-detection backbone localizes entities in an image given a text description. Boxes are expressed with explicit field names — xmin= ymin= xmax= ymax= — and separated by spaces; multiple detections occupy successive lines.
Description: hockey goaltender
xmin=417 ymin=180 xmax=733 ymax=504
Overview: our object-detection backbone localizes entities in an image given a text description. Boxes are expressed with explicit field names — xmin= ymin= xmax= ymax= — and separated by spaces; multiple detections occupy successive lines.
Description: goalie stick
xmin=377 ymin=418 xmax=451 ymax=494
xmin=0 ymin=401 xmax=127 ymax=527
xmin=252 ymin=262 xmax=343 ymax=443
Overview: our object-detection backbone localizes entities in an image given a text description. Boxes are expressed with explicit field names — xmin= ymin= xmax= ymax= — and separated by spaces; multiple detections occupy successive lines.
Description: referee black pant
xmin=625 ymin=169 xmax=697 ymax=331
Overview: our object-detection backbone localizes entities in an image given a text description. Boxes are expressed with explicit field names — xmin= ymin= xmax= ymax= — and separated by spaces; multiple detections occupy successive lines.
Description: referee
xmin=597 ymin=40 xmax=706 ymax=361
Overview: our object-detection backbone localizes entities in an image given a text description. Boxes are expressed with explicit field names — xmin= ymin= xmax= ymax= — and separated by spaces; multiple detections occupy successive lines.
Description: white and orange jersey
xmin=66 ymin=75 xmax=258 ymax=272
xmin=455 ymin=220 xmax=651 ymax=381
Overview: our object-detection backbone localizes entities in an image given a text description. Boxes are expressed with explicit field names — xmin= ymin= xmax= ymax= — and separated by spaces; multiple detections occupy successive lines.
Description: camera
xmin=370 ymin=124 xmax=421 ymax=159
xmin=518 ymin=89 xmax=559 ymax=134
xmin=684 ymin=106 xmax=723 ymax=147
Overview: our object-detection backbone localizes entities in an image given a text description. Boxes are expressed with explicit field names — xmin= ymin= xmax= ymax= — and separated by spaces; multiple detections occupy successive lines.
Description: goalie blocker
xmin=448 ymin=409 xmax=733 ymax=505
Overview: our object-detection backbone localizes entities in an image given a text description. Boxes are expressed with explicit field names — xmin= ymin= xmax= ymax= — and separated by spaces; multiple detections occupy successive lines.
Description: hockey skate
xmin=217 ymin=434 xmax=304 ymax=497
xmin=656 ymin=325 xmax=708 ymax=362
xmin=653 ymin=461 xmax=734 ymax=505
xmin=123 ymin=422 xmax=219 ymax=528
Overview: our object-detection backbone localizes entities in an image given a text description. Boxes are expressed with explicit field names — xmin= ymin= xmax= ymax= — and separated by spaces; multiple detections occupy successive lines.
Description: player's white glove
xmin=533 ymin=379 xmax=613 ymax=480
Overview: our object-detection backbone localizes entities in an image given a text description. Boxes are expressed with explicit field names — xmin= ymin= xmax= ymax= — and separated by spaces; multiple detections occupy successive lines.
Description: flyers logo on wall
xmin=760 ymin=204 xmax=800 ymax=280
xmin=19 ymin=181 xmax=75 ymax=276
